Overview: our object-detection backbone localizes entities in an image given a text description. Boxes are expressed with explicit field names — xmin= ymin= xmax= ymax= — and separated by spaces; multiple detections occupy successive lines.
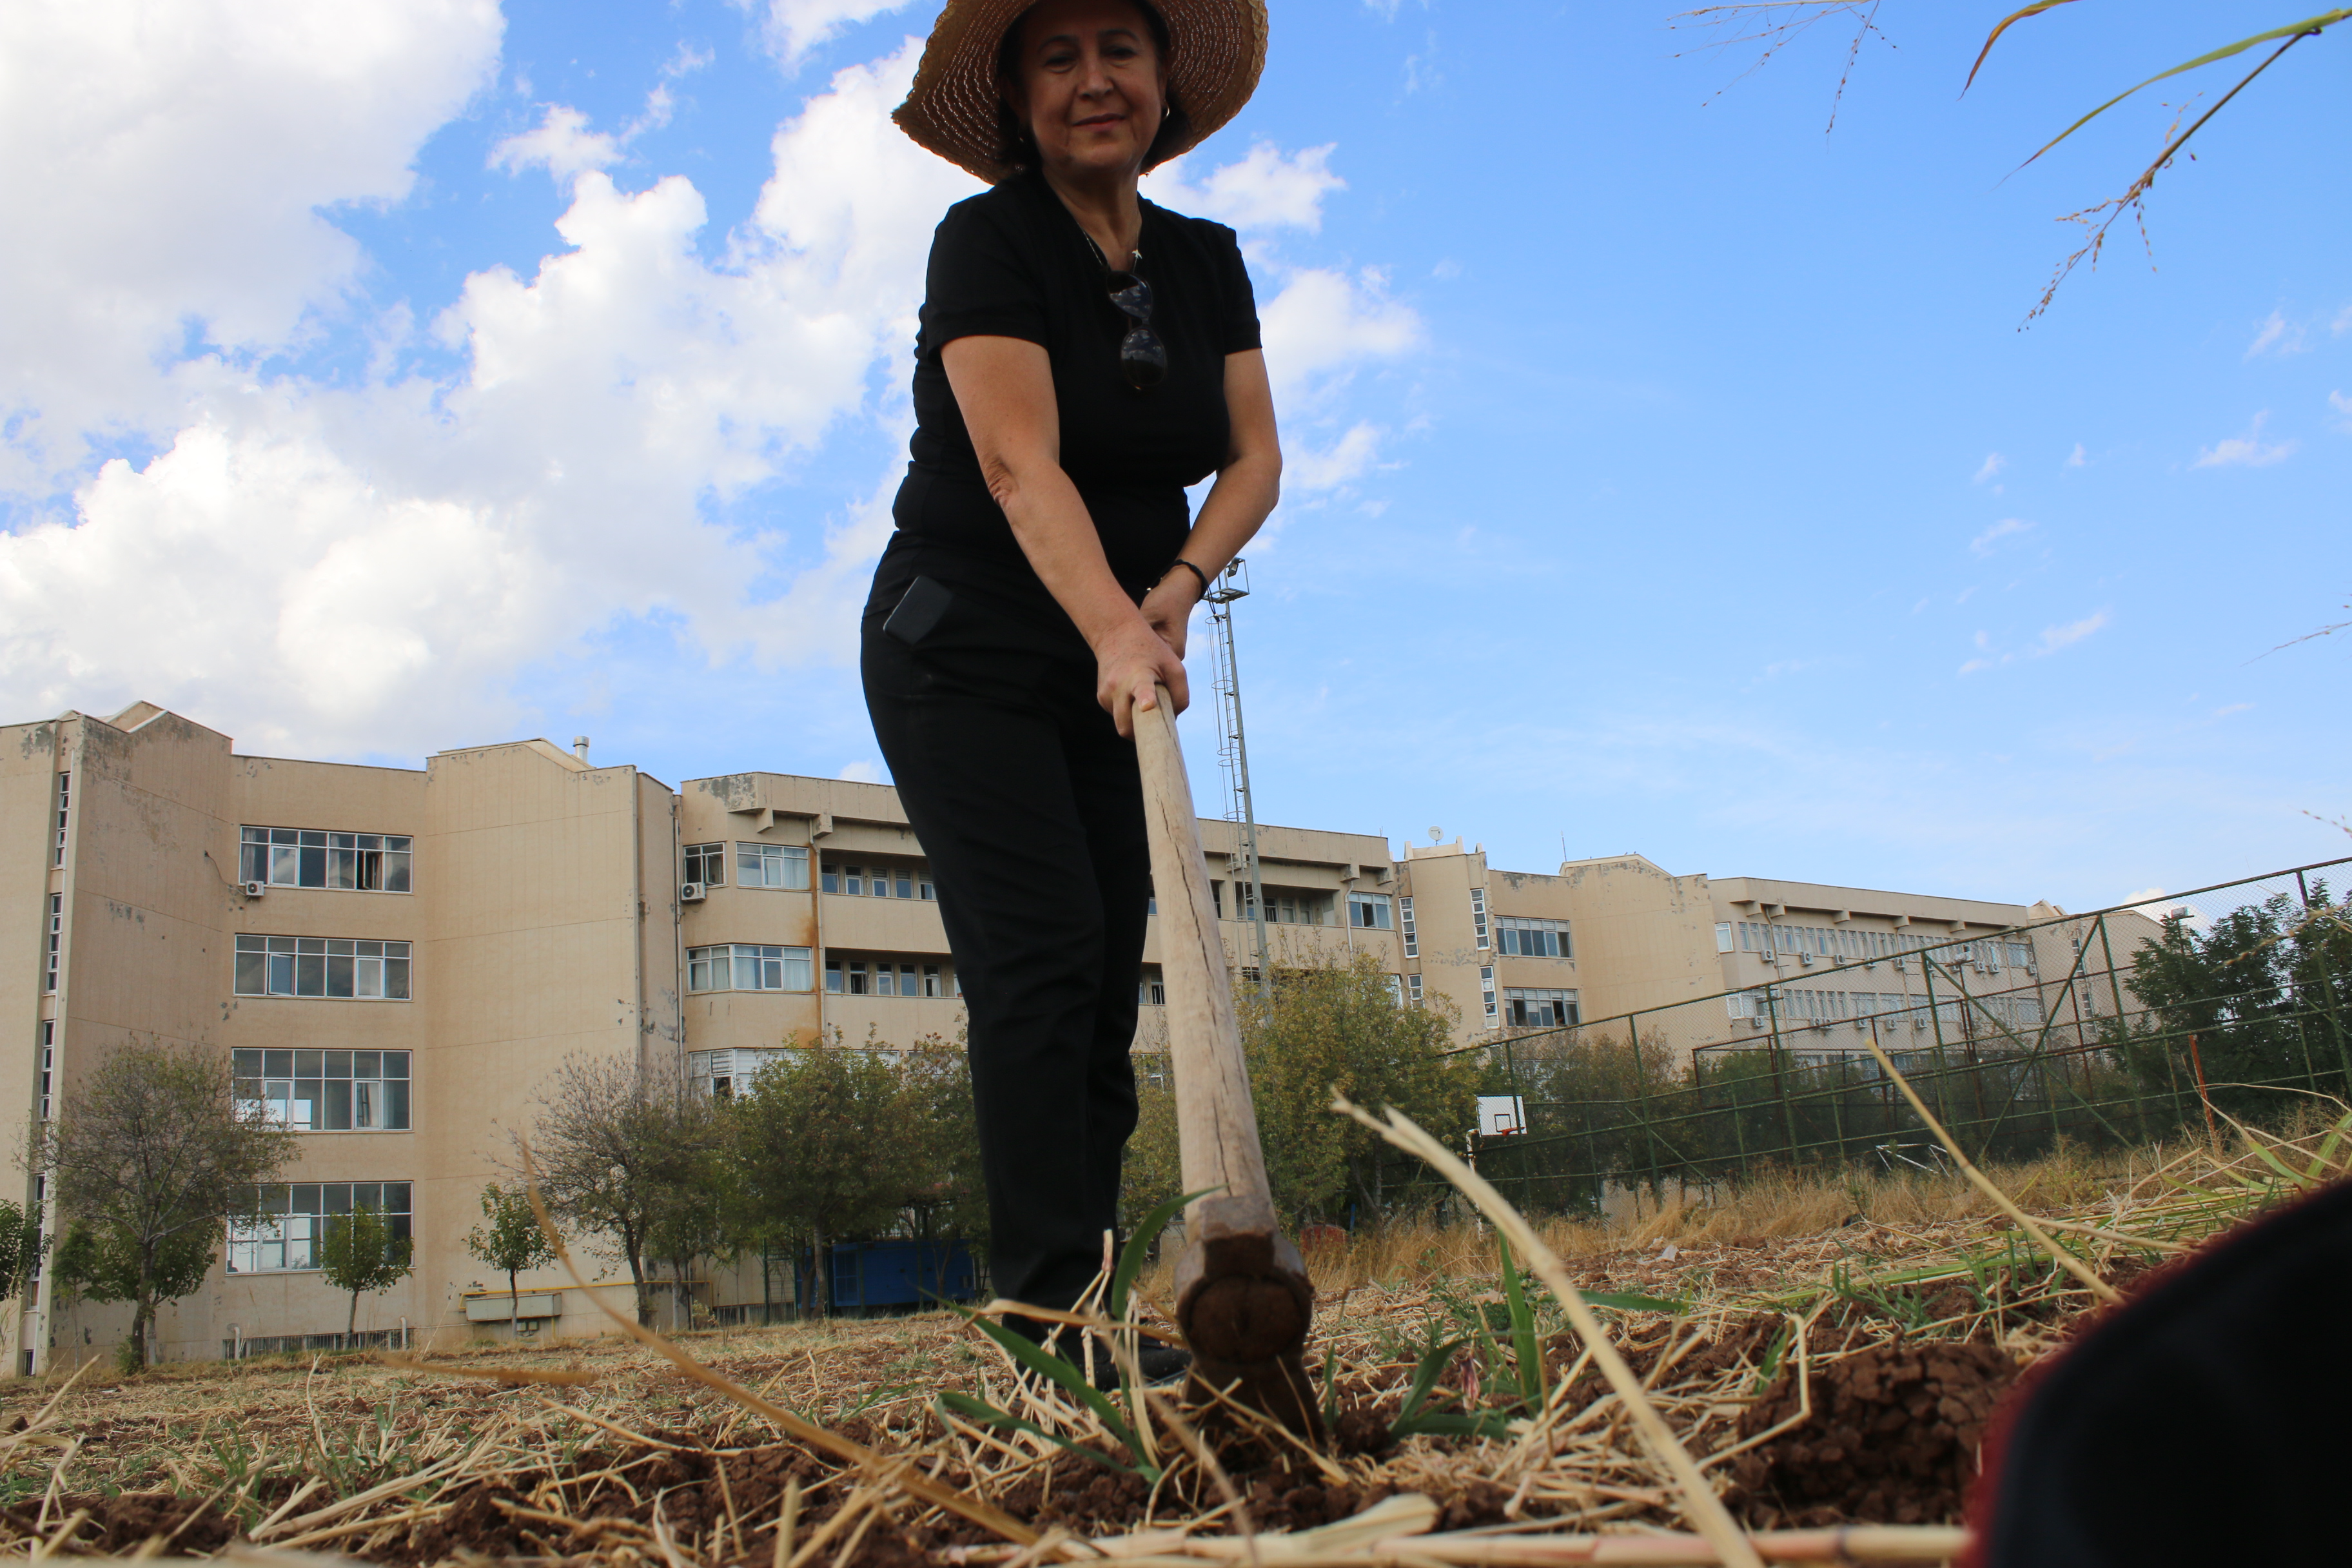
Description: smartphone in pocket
xmin=883 ymin=575 xmax=954 ymax=645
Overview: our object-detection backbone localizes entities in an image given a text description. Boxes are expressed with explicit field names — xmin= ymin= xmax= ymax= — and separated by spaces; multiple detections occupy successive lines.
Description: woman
xmin=868 ymin=0 xmax=1279 ymax=1364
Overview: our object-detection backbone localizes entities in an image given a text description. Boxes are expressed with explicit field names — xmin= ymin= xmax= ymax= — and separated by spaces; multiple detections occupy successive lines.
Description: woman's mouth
xmin=1073 ymin=112 xmax=1124 ymax=128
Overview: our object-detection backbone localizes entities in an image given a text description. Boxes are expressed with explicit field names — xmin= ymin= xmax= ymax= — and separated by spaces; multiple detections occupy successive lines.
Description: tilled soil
xmin=1726 ymin=1340 xmax=2020 ymax=1527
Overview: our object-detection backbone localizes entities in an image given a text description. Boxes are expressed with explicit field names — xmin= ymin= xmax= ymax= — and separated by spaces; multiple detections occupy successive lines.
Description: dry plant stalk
xmin=1329 ymin=1093 xmax=1767 ymax=1568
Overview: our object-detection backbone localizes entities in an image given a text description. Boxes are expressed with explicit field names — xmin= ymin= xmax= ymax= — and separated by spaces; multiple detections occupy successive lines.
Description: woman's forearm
xmin=1175 ymin=447 xmax=1280 ymax=581
xmin=989 ymin=458 xmax=1154 ymax=651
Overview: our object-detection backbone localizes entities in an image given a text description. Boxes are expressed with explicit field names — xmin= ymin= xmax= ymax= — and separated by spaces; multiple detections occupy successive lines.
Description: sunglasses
xmin=1106 ymin=272 xmax=1168 ymax=389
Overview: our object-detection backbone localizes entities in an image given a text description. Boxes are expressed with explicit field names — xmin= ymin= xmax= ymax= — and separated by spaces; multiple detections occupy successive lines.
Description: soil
xmin=1725 ymin=1339 xmax=2020 ymax=1527
xmin=0 ymin=1489 xmax=240 ymax=1554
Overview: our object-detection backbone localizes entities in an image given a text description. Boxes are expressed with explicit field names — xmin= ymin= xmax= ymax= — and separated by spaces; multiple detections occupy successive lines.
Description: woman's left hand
xmin=1139 ymin=570 xmax=1202 ymax=661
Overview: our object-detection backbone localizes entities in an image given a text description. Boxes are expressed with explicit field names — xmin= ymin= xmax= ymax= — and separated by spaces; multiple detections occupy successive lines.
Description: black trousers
xmin=860 ymin=578 xmax=1147 ymax=1319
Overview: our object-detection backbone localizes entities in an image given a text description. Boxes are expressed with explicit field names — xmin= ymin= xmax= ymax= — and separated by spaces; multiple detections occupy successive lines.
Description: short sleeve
xmin=1211 ymin=223 xmax=1261 ymax=355
xmin=921 ymin=201 xmax=1048 ymax=352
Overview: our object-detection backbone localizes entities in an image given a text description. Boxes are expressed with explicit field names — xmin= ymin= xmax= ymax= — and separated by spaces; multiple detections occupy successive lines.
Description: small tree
xmin=465 ymin=1184 xmax=556 ymax=1333
xmin=732 ymin=1039 xmax=924 ymax=1317
xmin=524 ymin=1053 xmax=721 ymax=1325
xmin=35 ymin=1041 xmax=297 ymax=1367
xmin=0 ymin=1202 xmax=43 ymax=1367
xmin=317 ymin=1204 xmax=413 ymax=1338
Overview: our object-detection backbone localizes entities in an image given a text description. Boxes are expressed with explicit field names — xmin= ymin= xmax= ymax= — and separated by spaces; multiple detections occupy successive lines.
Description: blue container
xmin=801 ymin=1239 xmax=979 ymax=1311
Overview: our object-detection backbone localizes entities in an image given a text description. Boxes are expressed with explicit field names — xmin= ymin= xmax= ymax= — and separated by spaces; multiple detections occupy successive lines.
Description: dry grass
xmin=0 ymin=1121 xmax=2336 ymax=1565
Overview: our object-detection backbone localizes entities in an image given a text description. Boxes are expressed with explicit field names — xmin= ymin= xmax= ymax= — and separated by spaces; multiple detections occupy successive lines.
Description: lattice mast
xmin=1204 ymin=559 xmax=1269 ymax=983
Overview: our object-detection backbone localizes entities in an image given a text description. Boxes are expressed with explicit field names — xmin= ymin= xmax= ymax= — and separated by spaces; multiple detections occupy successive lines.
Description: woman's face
xmin=1004 ymin=0 xmax=1166 ymax=179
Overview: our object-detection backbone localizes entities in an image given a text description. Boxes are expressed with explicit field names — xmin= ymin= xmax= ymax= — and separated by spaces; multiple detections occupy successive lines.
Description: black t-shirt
xmin=879 ymin=167 xmax=1260 ymax=643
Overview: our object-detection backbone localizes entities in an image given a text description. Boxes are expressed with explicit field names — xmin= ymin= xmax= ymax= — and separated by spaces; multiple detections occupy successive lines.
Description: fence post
xmin=1923 ymin=957 xmax=1957 ymax=1144
xmin=2297 ymin=870 xmax=2352 ymax=1093
xmin=1832 ymin=1053 xmax=1850 ymax=1165
xmin=1762 ymin=984 xmax=1801 ymax=1162
xmin=1627 ymin=1012 xmax=1663 ymax=1197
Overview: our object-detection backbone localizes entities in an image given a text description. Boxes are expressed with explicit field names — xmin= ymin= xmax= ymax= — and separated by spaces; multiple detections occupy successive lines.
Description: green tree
xmin=731 ymin=1039 xmax=925 ymax=1317
xmin=34 ymin=1041 xmax=296 ymax=1367
xmin=317 ymin=1204 xmax=413 ymax=1338
xmin=902 ymin=1035 xmax=989 ymax=1266
xmin=524 ymin=1052 xmax=721 ymax=1326
xmin=0 ymin=1202 xmax=44 ymax=1367
xmin=1126 ymin=954 xmax=1478 ymax=1228
xmin=464 ymin=1184 xmax=557 ymax=1333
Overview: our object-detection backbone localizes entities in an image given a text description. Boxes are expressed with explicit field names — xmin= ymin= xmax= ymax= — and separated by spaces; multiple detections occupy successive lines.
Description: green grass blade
xmin=1389 ymin=1409 xmax=1519 ymax=1440
xmin=1393 ymin=1335 xmax=1466 ymax=1426
xmin=1580 ymin=1289 xmax=1690 ymax=1315
xmin=1965 ymin=0 xmax=2084 ymax=95
xmin=2020 ymin=10 xmax=2352 ymax=168
xmin=1110 ymin=1186 xmax=1219 ymax=1320
xmin=1320 ymin=1347 xmax=1340 ymax=1432
xmin=1497 ymin=1235 xmax=1544 ymax=1410
xmin=937 ymin=1393 xmax=1149 ymax=1478
xmin=957 ymin=1308 xmax=1144 ymax=1458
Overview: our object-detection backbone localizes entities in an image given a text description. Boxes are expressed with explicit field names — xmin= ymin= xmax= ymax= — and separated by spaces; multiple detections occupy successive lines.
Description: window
xmin=1400 ymin=896 xmax=1417 ymax=958
xmin=233 ymin=1050 xmax=411 ymax=1131
xmin=1479 ymin=965 xmax=1497 ymax=1022
xmin=239 ymin=827 xmax=412 ymax=892
xmin=1470 ymin=888 xmax=1490 ymax=950
xmin=687 ymin=1048 xmax=790 ymax=1099
xmin=687 ymin=944 xmax=814 ymax=993
xmin=37 ymin=1023 xmax=53 ymax=1121
xmin=43 ymin=894 xmax=61 ymax=994
xmin=1715 ymin=921 xmax=1734 ymax=954
xmin=228 ymin=1181 xmax=411 ymax=1274
xmin=1495 ymin=916 xmax=1571 ymax=958
xmin=737 ymin=843 xmax=810 ymax=890
xmin=1407 ymin=973 xmax=1424 ymax=1003
xmin=1504 ymin=987 xmax=1580 ymax=1028
xmin=1349 ymin=893 xmax=1394 ymax=931
xmin=1382 ymin=974 xmax=1404 ymax=1004
xmin=919 ymin=870 xmax=937 ymax=901
xmin=52 ymin=772 xmax=68 ymax=868
xmin=1139 ymin=970 xmax=1166 ymax=1006
xmin=234 ymin=937 xmax=411 ymax=999
xmin=824 ymin=956 xmax=948 ymax=997
xmin=683 ymin=843 xmax=726 ymax=887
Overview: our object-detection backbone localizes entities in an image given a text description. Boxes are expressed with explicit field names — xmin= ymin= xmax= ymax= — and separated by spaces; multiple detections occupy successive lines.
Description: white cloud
xmin=2331 ymin=390 xmax=2352 ymax=433
xmin=2066 ymin=442 xmax=2086 ymax=468
xmin=1972 ymin=452 xmax=2006 ymax=484
xmin=2244 ymin=309 xmax=2305 ymax=358
xmin=0 ymin=0 xmax=504 ymax=495
xmin=2037 ymin=610 xmax=2109 ymax=654
xmin=1970 ymin=517 xmax=2034 ymax=556
xmin=0 ymin=23 xmax=1422 ymax=758
xmin=740 ymin=0 xmax=919 ymax=66
xmin=2335 ymin=304 xmax=2352 ymax=336
xmin=1144 ymin=143 xmax=1346 ymax=233
xmin=2193 ymin=411 xmax=2297 ymax=469
xmin=838 ymin=758 xmax=887 ymax=783
xmin=490 ymin=105 xmax=623 ymax=181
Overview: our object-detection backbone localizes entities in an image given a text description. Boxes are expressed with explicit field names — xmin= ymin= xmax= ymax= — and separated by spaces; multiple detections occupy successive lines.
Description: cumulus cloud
xmin=0 ymin=17 xmax=1425 ymax=756
xmin=0 ymin=0 xmax=503 ymax=497
xmin=740 ymin=0 xmax=919 ymax=66
xmin=1972 ymin=452 xmax=2006 ymax=484
xmin=2193 ymin=411 xmax=2297 ymax=469
xmin=1144 ymin=143 xmax=1345 ymax=233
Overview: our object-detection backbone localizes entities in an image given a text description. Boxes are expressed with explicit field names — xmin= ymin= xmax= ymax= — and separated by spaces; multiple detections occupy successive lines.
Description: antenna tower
xmin=1204 ymin=559 xmax=1269 ymax=984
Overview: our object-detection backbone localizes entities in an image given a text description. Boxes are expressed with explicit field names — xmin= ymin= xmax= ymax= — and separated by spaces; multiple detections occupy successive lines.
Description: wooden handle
xmin=1132 ymin=685 xmax=1277 ymax=1235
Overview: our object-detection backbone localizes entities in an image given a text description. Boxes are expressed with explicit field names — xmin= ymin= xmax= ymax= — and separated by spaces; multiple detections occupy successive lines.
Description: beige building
xmin=5 ymin=701 xmax=2105 ymax=1366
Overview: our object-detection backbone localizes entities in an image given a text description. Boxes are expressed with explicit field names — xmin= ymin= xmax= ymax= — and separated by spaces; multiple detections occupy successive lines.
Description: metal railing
xmin=1389 ymin=858 xmax=2352 ymax=1210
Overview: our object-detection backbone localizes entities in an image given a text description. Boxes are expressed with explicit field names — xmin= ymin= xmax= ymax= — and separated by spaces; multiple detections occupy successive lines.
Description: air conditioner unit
xmin=1798 ymin=952 xmax=1814 ymax=966
xmin=1893 ymin=957 xmax=1908 ymax=973
xmin=1760 ymin=951 xmax=1779 ymax=965
xmin=680 ymin=882 xmax=707 ymax=903
xmin=241 ymin=881 xmax=267 ymax=899
xmin=1749 ymin=1017 xmax=1766 ymax=1030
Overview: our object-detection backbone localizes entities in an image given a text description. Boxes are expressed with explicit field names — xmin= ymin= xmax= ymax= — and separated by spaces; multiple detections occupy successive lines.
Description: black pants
xmin=860 ymin=578 xmax=1147 ymax=1318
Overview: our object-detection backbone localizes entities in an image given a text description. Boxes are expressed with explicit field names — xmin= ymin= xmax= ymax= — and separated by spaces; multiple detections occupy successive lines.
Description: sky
xmin=2 ymin=0 xmax=2346 ymax=916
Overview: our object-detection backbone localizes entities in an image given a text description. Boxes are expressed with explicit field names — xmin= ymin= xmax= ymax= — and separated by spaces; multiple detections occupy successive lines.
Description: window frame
xmin=239 ymin=825 xmax=413 ymax=893
xmin=228 ymin=1181 xmax=413 ymax=1275
xmin=736 ymin=843 xmax=810 ymax=890
xmin=685 ymin=943 xmax=815 ymax=994
xmin=683 ymin=843 xmax=727 ymax=888
xmin=233 ymin=936 xmax=413 ymax=1001
xmin=233 ymin=1048 xmax=413 ymax=1132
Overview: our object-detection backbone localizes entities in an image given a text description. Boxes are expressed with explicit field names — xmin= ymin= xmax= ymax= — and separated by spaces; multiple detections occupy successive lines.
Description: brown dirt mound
xmin=0 ymin=1491 xmax=239 ymax=1554
xmin=1727 ymin=1340 xmax=2018 ymax=1527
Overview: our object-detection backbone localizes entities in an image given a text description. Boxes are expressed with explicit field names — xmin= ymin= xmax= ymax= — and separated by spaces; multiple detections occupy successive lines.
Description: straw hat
xmin=894 ymin=0 xmax=1268 ymax=184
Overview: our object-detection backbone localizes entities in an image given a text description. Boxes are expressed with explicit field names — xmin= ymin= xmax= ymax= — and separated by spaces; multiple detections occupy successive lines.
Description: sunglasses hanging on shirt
xmin=1084 ymin=232 xmax=1168 ymax=390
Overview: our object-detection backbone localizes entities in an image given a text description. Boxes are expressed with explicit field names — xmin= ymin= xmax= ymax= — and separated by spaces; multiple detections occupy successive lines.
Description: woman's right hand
xmin=1093 ymin=612 xmax=1189 ymax=739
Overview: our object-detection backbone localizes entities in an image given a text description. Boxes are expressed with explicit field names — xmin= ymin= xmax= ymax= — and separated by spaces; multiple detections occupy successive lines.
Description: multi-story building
xmin=5 ymin=701 xmax=2117 ymax=1365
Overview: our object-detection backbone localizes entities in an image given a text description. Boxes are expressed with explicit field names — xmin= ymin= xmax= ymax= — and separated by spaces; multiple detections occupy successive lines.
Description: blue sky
xmin=2 ymin=0 xmax=2345 ymax=914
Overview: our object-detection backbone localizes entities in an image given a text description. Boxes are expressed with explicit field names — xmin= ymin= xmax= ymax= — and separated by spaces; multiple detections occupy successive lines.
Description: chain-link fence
xmin=1388 ymin=859 xmax=2352 ymax=1213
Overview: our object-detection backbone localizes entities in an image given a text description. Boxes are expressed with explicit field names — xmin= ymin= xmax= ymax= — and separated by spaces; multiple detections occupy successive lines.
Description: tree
xmin=1126 ymin=954 xmax=1478 ymax=1228
xmin=731 ymin=1040 xmax=926 ymax=1318
xmin=0 ymin=1202 xmax=43 ymax=1367
xmin=317 ymin=1204 xmax=414 ymax=1338
xmin=901 ymin=1035 xmax=990 ymax=1280
xmin=522 ymin=1052 xmax=722 ymax=1326
xmin=34 ymin=1041 xmax=297 ymax=1367
xmin=464 ymin=1184 xmax=557 ymax=1334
